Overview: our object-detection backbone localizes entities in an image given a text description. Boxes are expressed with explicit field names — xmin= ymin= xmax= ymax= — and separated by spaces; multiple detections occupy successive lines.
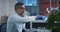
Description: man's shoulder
xmin=7 ymin=14 xmax=15 ymax=20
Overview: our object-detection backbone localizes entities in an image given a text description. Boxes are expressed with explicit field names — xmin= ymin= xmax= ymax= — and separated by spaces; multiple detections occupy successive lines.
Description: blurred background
xmin=0 ymin=0 xmax=60 ymax=32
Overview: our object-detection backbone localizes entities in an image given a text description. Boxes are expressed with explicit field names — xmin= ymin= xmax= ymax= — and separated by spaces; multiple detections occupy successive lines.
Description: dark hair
xmin=15 ymin=2 xmax=24 ymax=10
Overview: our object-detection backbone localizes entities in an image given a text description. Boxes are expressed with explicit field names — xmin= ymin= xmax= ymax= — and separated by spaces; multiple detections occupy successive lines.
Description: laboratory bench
xmin=25 ymin=20 xmax=60 ymax=32
xmin=25 ymin=20 xmax=49 ymax=32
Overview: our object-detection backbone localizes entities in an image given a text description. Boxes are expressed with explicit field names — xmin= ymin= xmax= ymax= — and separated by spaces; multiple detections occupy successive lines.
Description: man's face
xmin=16 ymin=5 xmax=25 ymax=15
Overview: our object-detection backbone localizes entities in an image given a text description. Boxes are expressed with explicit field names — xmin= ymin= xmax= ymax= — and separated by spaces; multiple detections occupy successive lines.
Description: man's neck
xmin=16 ymin=12 xmax=24 ymax=17
xmin=19 ymin=14 xmax=24 ymax=17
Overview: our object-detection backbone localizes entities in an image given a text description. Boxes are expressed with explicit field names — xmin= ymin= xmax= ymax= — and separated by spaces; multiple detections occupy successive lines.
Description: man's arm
xmin=8 ymin=16 xmax=30 ymax=23
xmin=8 ymin=15 xmax=36 ymax=23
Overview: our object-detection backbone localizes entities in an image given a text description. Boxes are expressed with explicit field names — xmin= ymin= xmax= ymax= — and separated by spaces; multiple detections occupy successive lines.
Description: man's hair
xmin=15 ymin=2 xmax=24 ymax=10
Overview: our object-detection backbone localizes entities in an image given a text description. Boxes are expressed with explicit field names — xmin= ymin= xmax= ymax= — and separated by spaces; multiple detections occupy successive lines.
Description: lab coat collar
xmin=14 ymin=12 xmax=27 ymax=17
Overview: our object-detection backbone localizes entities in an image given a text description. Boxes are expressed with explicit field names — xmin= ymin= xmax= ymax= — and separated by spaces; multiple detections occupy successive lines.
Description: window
xmin=17 ymin=0 xmax=37 ymax=6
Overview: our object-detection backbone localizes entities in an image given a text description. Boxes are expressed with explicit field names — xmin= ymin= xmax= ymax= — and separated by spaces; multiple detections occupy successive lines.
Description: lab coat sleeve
xmin=9 ymin=15 xmax=29 ymax=23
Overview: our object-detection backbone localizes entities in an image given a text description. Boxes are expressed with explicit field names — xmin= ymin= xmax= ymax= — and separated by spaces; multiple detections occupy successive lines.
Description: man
xmin=7 ymin=2 xmax=29 ymax=32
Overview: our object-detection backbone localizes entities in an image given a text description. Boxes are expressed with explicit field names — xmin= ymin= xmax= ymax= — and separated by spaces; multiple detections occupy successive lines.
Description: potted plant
xmin=46 ymin=6 xmax=60 ymax=32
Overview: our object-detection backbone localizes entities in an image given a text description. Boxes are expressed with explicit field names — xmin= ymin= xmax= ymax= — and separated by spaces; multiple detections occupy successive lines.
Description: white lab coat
xmin=7 ymin=12 xmax=30 ymax=32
